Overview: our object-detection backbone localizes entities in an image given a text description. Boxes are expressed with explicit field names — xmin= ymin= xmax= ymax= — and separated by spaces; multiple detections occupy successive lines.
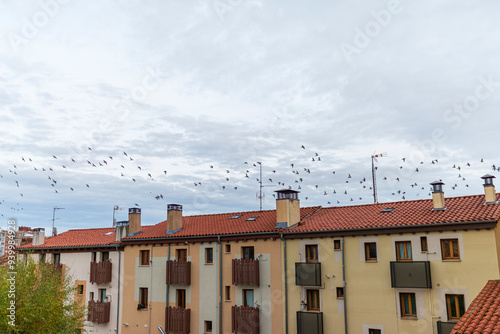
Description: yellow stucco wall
xmin=285 ymin=229 xmax=500 ymax=334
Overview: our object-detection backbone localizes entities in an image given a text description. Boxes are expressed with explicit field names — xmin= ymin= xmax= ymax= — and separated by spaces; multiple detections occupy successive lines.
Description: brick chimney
xmin=32 ymin=228 xmax=45 ymax=246
xmin=275 ymin=189 xmax=300 ymax=228
xmin=430 ymin=181 xmax=446 ymax=210
xmin=481 ymin=174 xmax=498 ymax=204
xmin=128 ymin=208 xmax=141 ymax=235
xmin=167 ymin=204 xmax=183 ymax=233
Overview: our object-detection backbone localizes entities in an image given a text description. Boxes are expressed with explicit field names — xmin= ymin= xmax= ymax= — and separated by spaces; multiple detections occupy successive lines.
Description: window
xmin=334 ymin=239 xmax=341 ymax=250
xmin=242 ymin=247 xmax=254 ymax=260
xmin=225 ymin=286 xmax=231 ymax=301
xmin=177 ymin=289 xmax=186 ymax=308
xmin=40 ymin=254 xmax=46 ymax=263
xmin=225 ymin=244 xmax=231 ymax=253
xmin=369 ymin=329 xmax=382 ymax=334
xmin=446 ymin=294 xmax=465 ymax=320
xmin=89 ymin=292 xmax=94 ymax=301
xmin=396 ymin=241 xmax=412 ymax=261
xmin=204 ymin=321 xmax=213 ymax=332
xmin=441 ymin=239 xmax=460 ymax=260
xmin=420 ymin=236 xmax=428 ymax=252
xmin=177 ymin=249 xmax=187 ymax=262
xmin=139 ymin=288 xmax=148 ymax=308
xmin=101 ymin=252 xmax=109 ymax=262
xmin=76 ymin=284 xmax=84 ymax=295
xmin=336 ymin=287 xmax=344 ymax=299
xmin=53 ymin=253 xmax=61 ymax=264
xmin=99 ymin=289 xmax=107 ymax=303
xmin=205 ymin=248 xmax=213 ymax=264
xmin=400 ymin=293 xmax=417 ymax=318
xmin=243 ymin=289 xmax=254 ymax=307
xmin=140 ymin=250 xmax=150 ymax=266
xmin=305 ymin=245 xmax=319 ymax=262
xmin=307 ymin=289 xmax=320 ymax=311
xmin=365 ymin=242 xmax=377 ymax=261
xmin=92 ymin=252 xmax=97 ymax=262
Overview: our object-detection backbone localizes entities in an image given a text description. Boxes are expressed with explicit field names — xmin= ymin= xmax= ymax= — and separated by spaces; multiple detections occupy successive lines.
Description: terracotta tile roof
xmin=452 ymin=280 xmax=500 ymax=334
xmin=291 ymin=194 xmax=500 ymax=233
xmin=124 ymin=206 xmax=321 ymax=240
xmin=17 ymin=227 xmax=122 ymax=250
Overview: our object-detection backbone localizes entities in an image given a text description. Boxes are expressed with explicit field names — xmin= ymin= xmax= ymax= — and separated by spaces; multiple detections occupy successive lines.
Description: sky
xmin=1 ymin=0 xmax=500 ymax=233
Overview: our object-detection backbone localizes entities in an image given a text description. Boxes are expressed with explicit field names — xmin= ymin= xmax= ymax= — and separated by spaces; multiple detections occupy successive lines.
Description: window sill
xmin=137 ymin=308 xmax=148 ymax=311
xmin=334 ymin=249 xmax=341 ymax=252
xmin=336 ymin=297 xmax=344 ymax=300
xmin=365 ymin=260 xmax=378 ymax=263
xmin=442 ymin=259 xmax=461 ymax=262
xmin=224 ymin=300 xmax=231 ymax=303
xmin=205 ymin=263 xmax=214 ymax=265
xmin=400 ymin=316 xmax=418 ymax=320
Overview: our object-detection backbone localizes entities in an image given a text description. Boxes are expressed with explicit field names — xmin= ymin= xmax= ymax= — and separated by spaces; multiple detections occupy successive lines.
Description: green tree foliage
xmin=0 ymin=256 xmax=87 ymax=333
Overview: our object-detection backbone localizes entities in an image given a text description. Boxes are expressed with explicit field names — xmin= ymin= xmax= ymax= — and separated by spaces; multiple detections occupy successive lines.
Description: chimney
xmin=481 ymin=174 xmax=498 ymax=204
xmin=167 ymin=204 xmax=183 ymax=233
xmin=275 ymin=189 xmax=300 ymax=228
xmin=32 ymin=228 xmax=45 ymax=246
xmin=116 ymin=221 xmax=129 ymax=242
xmin=430 ymin=181 xmax=446 ymax=210
xmin=128 ymin=208 xmax=141 ymax=235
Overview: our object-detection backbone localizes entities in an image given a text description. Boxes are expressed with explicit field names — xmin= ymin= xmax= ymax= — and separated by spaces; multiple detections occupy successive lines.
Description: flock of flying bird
xmin=1 ymin=144 xmax=499 ymax=218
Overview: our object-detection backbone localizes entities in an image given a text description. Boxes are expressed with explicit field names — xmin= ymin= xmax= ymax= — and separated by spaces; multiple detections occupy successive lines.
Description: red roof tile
xmin=452 ymin=280 xmax=500 ymax=334
xmin=292 ymin=194 xmax=500 ymax=233
xmin=17 ymin=227 xmax=122 ymax=250
xmin=125 ymin=206 xmax=321 ymax=240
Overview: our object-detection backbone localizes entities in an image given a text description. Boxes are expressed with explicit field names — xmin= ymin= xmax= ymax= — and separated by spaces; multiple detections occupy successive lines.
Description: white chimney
xmin=32 ymin=228 xmax=45 ymax=246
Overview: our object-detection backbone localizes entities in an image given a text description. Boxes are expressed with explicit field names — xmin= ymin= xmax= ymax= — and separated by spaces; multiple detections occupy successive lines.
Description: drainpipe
xmin=218 ymin=235 xmax=222 ymax=334
xmin=166 ymin=245 xmax=170 ymax=333
xmin=281 ymin=233 xmax=288 ymax=334
xmin=115 ymin=245 xmax=121 ymax=334
xmin=149 ymin=245 xmax=154 ymax=334
xmin=342 ymin=237 xmax=347 ymax=334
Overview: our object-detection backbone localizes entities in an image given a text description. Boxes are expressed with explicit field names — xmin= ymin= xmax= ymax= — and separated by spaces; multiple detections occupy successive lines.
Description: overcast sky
xmin=1 ymin=1 xmax=500 ymax=233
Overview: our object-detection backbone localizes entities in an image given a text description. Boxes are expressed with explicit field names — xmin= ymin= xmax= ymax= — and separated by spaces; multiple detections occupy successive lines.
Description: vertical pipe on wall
xmin=149 ymin=245 xmax=154 ymax=334
xmin=166 ymin=245 xmax=170 ymax=333
xmin=116 ymin=245 xmax=121 ymax=334
xmin=281 ymin=233 xmax=288 ymax=334
xmin=342 ymin=237 xmax=347 ymax=334
xmin=218 ymin=235 xmax=222 ymax=334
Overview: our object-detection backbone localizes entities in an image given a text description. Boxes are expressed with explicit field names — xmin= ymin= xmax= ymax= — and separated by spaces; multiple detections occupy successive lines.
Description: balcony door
xmin=243 ymin=289 xmax=254 ymax=307
xmin=177 ymin=249 xmax=187 ymax=262
xmin=242 ymin=247 xmax=254 ymax=260
xmin=177 ymin=289 xmax=186 ymax=309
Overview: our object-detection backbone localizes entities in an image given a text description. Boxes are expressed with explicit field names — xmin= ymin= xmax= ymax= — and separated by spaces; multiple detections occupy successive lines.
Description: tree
xmin=0 ymin=255 xmax=87 ymax=333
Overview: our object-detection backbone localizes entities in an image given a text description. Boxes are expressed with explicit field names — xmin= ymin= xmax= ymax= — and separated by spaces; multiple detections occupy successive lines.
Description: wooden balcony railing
xmin=232 ymin=306 xmax=260 ymax=334
xmin=166 ymin=260 xmax=191 ymax=285
xmin=90 ymin=261 xmax=112 ymax=285
xmin=165 ymin=306 xmax=190 ymax=333
xmin=232 ymin=258 xmax=259 ymax=286
xmin=87 ymin=301 xmax=111 ymax=324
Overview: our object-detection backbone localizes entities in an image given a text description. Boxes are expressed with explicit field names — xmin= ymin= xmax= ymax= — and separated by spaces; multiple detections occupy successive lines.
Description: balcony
xmin=90 ymin=261 xmax=112 ymax=285
xmin=390 ymin=261 xmax=432 ymax=288
xmin=165 ymin=306 xmax=190 ymax=334
xmin=166 ymin=260 xmax=191 ymax=285
xmin=232 ymin=306 xmax=259 ymax=334
xmin=87 ymin=301 xmax=110 ymax=324
xmin=297 ymin=311 xmax=323 ymax=334
xmin=437 ymin=320 xmax=456 ymax=334
xmin=232 ymin=258 xmax=259 ymax=286
xmin=295 ymin=263 xmax=321 ymax=286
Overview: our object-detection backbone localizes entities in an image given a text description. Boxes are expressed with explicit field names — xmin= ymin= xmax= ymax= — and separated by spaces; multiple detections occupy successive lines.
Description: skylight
xmin=230 ymin=215 xmax=242 ymax=219
xmin=246 ymin=216 xmax=259 ymax=221
xmin=103 ymin=231 xmax=116 ymax=236
xmin=380 ymin=208 xmax=395 ymax=213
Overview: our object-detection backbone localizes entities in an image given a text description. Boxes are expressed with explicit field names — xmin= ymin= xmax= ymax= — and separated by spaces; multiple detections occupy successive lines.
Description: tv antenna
xmin=371 ymin=153 xmax=386 ymax=204
xmin=256 ymin=162 xmax=275 ymax=211
xmin=51 ymin=207 xmax=65 ymax=236
xmin=112 ymin=205 xmax=122 ymax=227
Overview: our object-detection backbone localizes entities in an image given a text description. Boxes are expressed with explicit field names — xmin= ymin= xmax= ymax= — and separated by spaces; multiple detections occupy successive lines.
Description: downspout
xmin=149 ymin=245 xmax=154 ymax=334
xmin=115 ymin=245 xmax=121 ymax=334
xmin=218 ymin=235 xmax=222 ymax=334
xmin=166 ymin=245 xmax=170 ymax=333
xmin=342 ymin=237 xmax=347 ymax=334
xmin=281 ymin=233 xmax=288 ymax=334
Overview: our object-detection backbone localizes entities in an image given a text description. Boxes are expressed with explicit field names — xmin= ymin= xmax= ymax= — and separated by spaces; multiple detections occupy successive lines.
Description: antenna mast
xmin=256 ymin=161 xmax=275 ymax=211
xmin=371 ymin=153 xmax=386 ymax=204
xmin=52 ymin=207 xmax=65 ymax=236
